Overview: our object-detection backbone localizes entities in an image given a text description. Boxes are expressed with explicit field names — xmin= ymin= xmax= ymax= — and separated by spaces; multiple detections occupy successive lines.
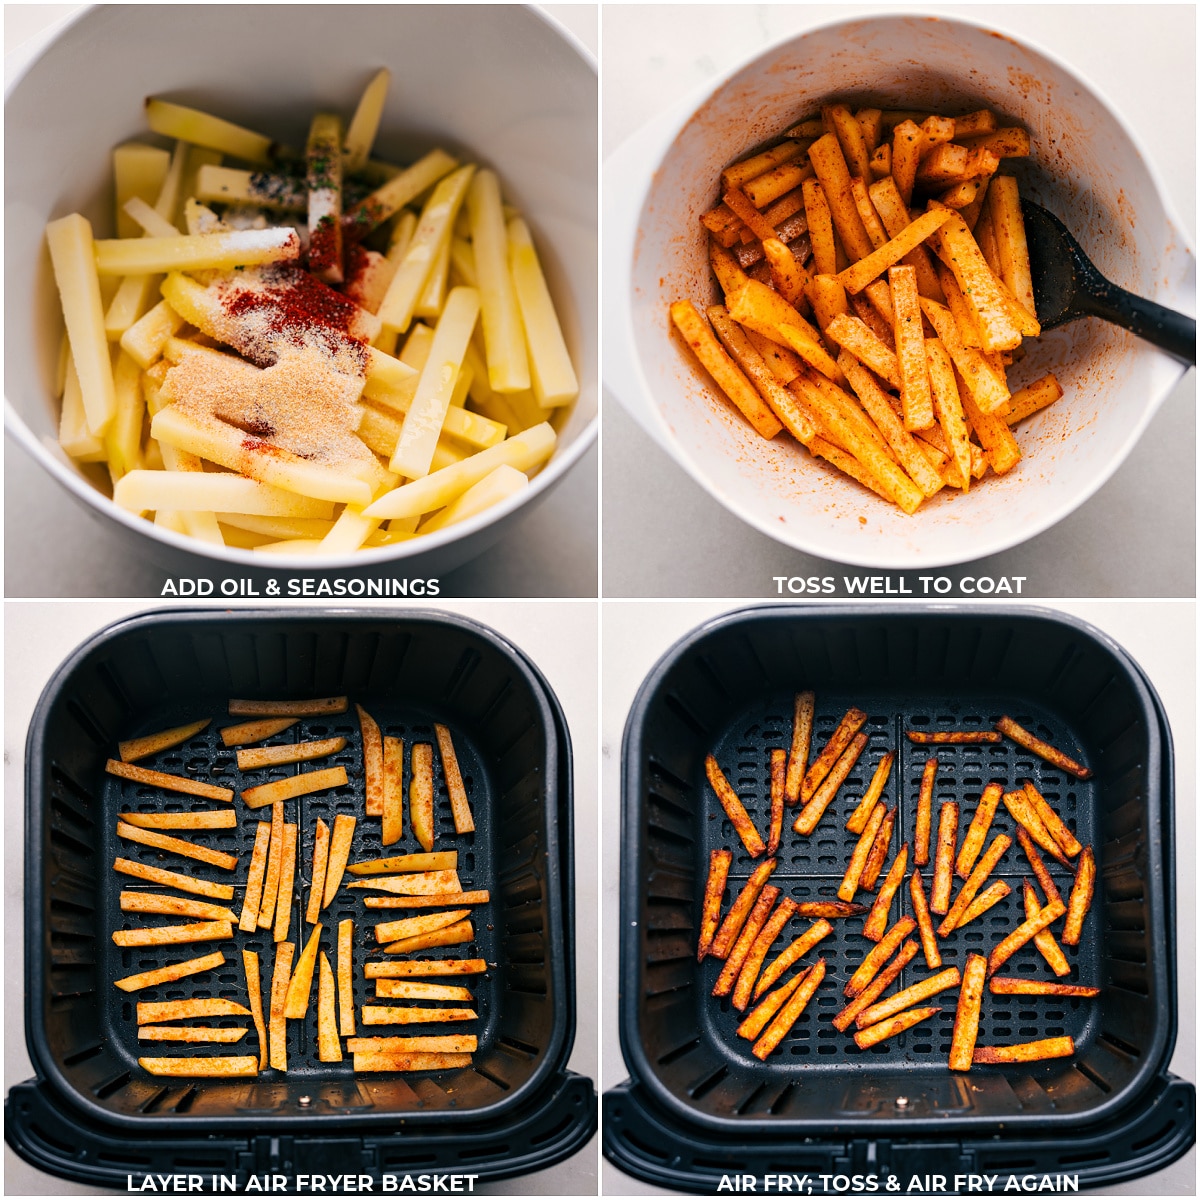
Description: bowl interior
xmin=5 ymin=4 xmax=597 ymax=566
xmin=629 ymin=15 xmax=1189 ymax=568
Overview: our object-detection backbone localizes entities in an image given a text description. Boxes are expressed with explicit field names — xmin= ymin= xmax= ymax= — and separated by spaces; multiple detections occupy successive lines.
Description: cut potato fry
xmin=889 ymin=263 xmax=934 ymax=430
xmin=322 ymin=813 xmax=357 ymax=909
xmin=118 ymin=809 xmax=235 ymax=831
xmin=375 ymin=909 xmax=471 ymax=945
xmin=767 ymin=747 xmax=786 ymax=856
xmin=220 ymin=718 xmax=298 ymax=747
xmin=1063 ymin=846 xmax=1095 ymax=947
xmin=236 ymin=738 xmax=346 ymax=771
xmin=243 ymin=948 xmax=268 ymax=1070
xmin=738 ymin=970 xmax=808 ymax=1042
xmin=995 ymin=717 xmax=1092 ymax=778
xmin=909 ymin=870 xmax=941 ymax=970
xmin=698 ymin=848 xmax=733 ymax=962
xmin=258 ymin=802 xmax=284 ymax=929
xmin=358 ymin=706 xmax=383 ymax=820
xmin=949 ymin=953 xmax=989 ymax=1071
xmin=908 ymin=730 xmax=1001 ymax=744
xmin=784 ymin=691 xmax=816 ymax=806
xmin=114 ymin=950 xmax=225 ymax=992
xmin=986 ymin=899 xmax=1067 ymax=976
xmin=957 ymin=783 xmax=1003 ymax=879
xmin=705 ymin=754 xmax=766 ymax=857
xmin=364 ymin=958 xmax=487 ymax=979
xmin=382 ymin=736 xmax=404 ymax=847
xmin=241 ymin=766 xmax=348 ymax=810
xmin=837 ymin=208 xmax=954 ymax=295
xmin=860 ymin=805 xmax=896 ymax=892
xmin=274 ymin=823 xmax=298 ymax=943
xmin=139 ymin=1056 xmax=258 ymax=1077
xmin=348 ymin=870 xmax=462 ymax=895
xmin=284 ymin=922 xmax=323 ymax=1018
xmin=107 ymin=759 xmax=233 ymax=802
xmin=733 ymin=897 xmax=797 ymax=1012
xmin=845 ymin=916 xmax=916 ymax=998
xmin=855 ymin=966 xmax=961 ymax=1029
xmin=711 ymin=859 xmax=778 ymax=959
xmin=120 ymin=892 xmax=234 ymax=922
xmin=95 ymin=229 xmax=300 ymax=275
xmin=435 ymin=724 xmax=474 ymax=835
xmin=855 ymin=1004 xmax=940 ymax=1049
xmin=119 ymin=719 xmax=211 ymax=763
xmin=1002 ymin=787 xmax=1068 ymax=866
xmin=138 ymin=1025 xmax=247 ymax=1043
xmin=1017 ymin=828 xmax=1064 ymax=908
xmin=363 ymin=891 xmax=490 ymax=910
xmin=362 ymin=1006 xmax=477 ymax=1026
xmin=348 ymin=852 xmax=457 ymax=876
xmin=410 ymin=742 xmax=435 ymax=852
xmin=338 ymin=918 xmax=356 ymax=1037
xmin=989 ymin=978 xmax=1099 ymax=998
xmin=116 ymin=821 xmax=238 ymax=870
xmin=268 ymin=941 xmax=295 ymax=1071
xmin=801 ymin=708 xmax=868 ymax=804
xmin=383 ymin=919 xmax=473 ymax=955
xmin=753 ymin=919 xmax=832 ymax=1001
xmin=306 ymin=819 xmax=331 ymax=926
xmin=317 ymin=951 xmax=342 ymax=1063
xmin=138 ymin=998 xmax=251 ymax=1023
xmin=833 ymin=938 xmax=918 ymax=1031
xmin=914 ymin=756 xmax=937 ymax=867
xmin=973 ymin=1037 xmax=1074 ymax=1064
xmin=114 ymin=857 xmax=233 ymax=900
xmin=846 ymin=752 xmax=894 ymax=835
xmin=1005 ymin=374 xmax=1064 ymax=425
xmin=1024 ymin=780 xmax=1082 ymax=858
xmin=752 ymin=958 xmax=826 ymax=1060
xmin=230 ymin=697 xmax=348 ymax=718
xmin=940 ymin=833 xmax=1011 ymax=936
xmin=862 ymin=843 xmax=908 ymax=941
xmin=115 ymin=470 xmax=339 ymax=520
xmin=794 ymin=732 xmax=867 ymax=835
xmin=353 ymin=1052 xmax=472 ymax=1072
xmin=1025 ymin=879 xmax=1071 ymax=977
xmin=931 ymin=801 xmax=959 ymax=914
xmin=957 ymin=879 xmax=1011 ymax=929
xmin=348 ymin=1035 xmax=477 ymax=1054
xmin=714 ymin=886 xmax=780 ymax=999
xmin=376 ymin=980 xmax=474 ymax=1002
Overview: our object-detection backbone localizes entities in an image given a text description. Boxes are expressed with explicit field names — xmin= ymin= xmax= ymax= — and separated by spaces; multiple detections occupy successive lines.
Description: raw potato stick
xmin=833 ymin=939 xmax=918 ymax=1031
xmin=705 ymin=755 xmax=766 ymax=857
xmin=274 ymin=823 xmax=298 ymax=942
xmin=362 ymin=1006 xmax=477 ymax=1025
xmin=752 ymin=958 xmax=826 ymax=1060
xmin=410 ymin=742 xmax=435 ymax=852
xmin=284 ymin=923 xmax=323 ymax=1018
xmin=243 ymin=949 xmax=268 ymax=1070
xmin=995 ymin=717 xmax=1092 ymax=779
xmin=435 ymin=724 xmax=475 ymax=833
xmin=862 ymin=843 xmax=908 ymax=941
xmin=258 ymin=802 xmax=284 ymax=928
xmin=375 ymin=980 xmax=474 ymax=1001
xmin=114 ymin=858 xmax=233 ymax=901
xmin=347 ymin=869 xmax=461 ymax=895
xmin=119 ymin=719 xmax=211 ymax=762
xmin=268 ymin=942 xmax=295 ymax=1071
xmin=220 ymin=718 xmax=297 ymax=746
xmin=338 ymin=918 xmax=356 ymax=1037
xmin=931 ymin=801 xmax=959 ymax=914
xmin=139 ymin=1056 xmax=258 ymax=1077
xmin=348 ymin=1035 xmax=477 ymax=1053
xmin=939 ymin=833 xmax=1011 ymax=936
xmin=738 ymin=970 xmax=808 ymax=1040
xmin=236 ymin=738 xmax=346 ymax=770
xmin=949 ymin=954 xmax=988 ymax=1070
xmin=1063 ymin=846 xmax=1095 ymax=946
xmin=855 ymin=966 xmax=961 ymax=1028
xmin=845 ymin=916 xmax=916 ymax=997
xmin=909 ymin=871 xmax=941 ymax=969
xmin=121 ymin=893 xmax=234 ymax=921
xmin=711 ymin=859 xmax=778 ymax=959
xmin=116 ymin=821 xmax=238 ymax=871
xmin=1024 ymin=780 xmax=1082 ymax=858
xmin=957 ymin=880 xmax=1011 ymax=929
xmin=107 ymin=759 xmax=233 ymax=802
xmin=973 ymin=1037 xmax=1074 ymax=1064
xmin=118 ymin=809 xmax=236 ymax=831
xmin=358 ymin=704 xmax=384 ymax=817
xmin=733 ymin=898 xmax=797 ymax=1010
xmin=112 ymin=920 xmax=232 ymax=947
xmin=138 ymin=998 xmax=251 ymax=1023
xmin=753 ymin=918 xmax=833 ymax=1000
xmin=348 ymin=852 xmax=458 ymax=875
xmin=907 ymin=730 xmax=1001 ymax=744
xmin=989 ymin=978 xmax=1100 ymax=998
xmin=846 ymin=751 xmax=894 ymax=835
xmin=353 ymin=1052 xmax=472 ymax=1072
xmin=698 ymin=849 xmax=734 ymax=960
xmin=914 ymin=757 xmax=937 ymax=866
xmin=785 ymin=692 xmax=815 ymax=805
xmin=855 ymin=1005 xmax=940 ymax=1049
xmin=382 ymin=736 xmax=404 ymax=846
xmin=986 ymin=899 xmax=1067 ymax=976
xmin=383 ymin=918 xmax=473 ymax=956
xmin=364 ymin=959 xmax=487 ymax=978
xmin=801 ymin=708 xmax=868 ymax=804
xmin=1025 ymin=879 xmax=1071 ymax=977
xmin=714 ymin=886 xmax=780 ymax=997
xmin=889 ymin=263 xmax=934 ymax=430
xmin=317 ymin=952 xmax=342 ymax=1062
xmin=860 ymin=806 xmax=896 ymax=891
xmin=138 ymin=1025 xmax=247 ymax=1043
xmin=957 ymin=783 xmax=1003 ymax=879
xmin=794 ymin=732 xmax=867 ymax=835
xmin=114 ymin=950 xmax=225 ymax=992
xmin=767 ymin=748 xmax=786 ymax=855
xmin=840 ymin=802 xmax=886 ymax=901
xmin=364 ymin=891 xmax=490 ymax=909
xmin=240 ymin=821 xmax=272 ymax=932
xmin=306 ymin=819 xmax=331 ymax=925
xmin=1017 ymin=827 xmax=1063 ymax=906
xmin=241 ymin=767 xmax=348 ymax=810
xmin=323 ymin=814 xmax=357 ymax=908
xmin=229 ymin=697 xmax=348 ymax=717
xmin=375 ymin=909 xmax=471 ymax=944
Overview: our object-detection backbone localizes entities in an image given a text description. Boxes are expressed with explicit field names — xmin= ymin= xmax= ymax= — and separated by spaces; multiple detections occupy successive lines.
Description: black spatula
xmin=1020 ymin=199 xmax=1195 ymax=364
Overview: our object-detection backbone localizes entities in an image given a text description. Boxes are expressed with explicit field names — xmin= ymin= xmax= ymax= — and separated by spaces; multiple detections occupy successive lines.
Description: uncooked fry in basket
xmin=1063 ymin=846 xmax=1095 ymax=946
xmin=357 ymin=704 xmax=384 ymax=817
xmin=1023 ymin=780 xmax=1082 ymax=858
xmin=855 ymin=965 xmax=961 ymax=1029
xmin=269 ymin=941 xmax=295 ymax=1070
xmin=957 ymin=879 xmax=1011 ymax=929
xmin=384 ymin=918 xmax=473 ymax=955
xmin=106 ymin=759 xmax=234 ymax=803
xmin=753 ymin=918 xmax=832 ymax=1000
xmin=375 ymin=910 xmax=471 ymax=945
xmin=243 ymin=948 xmax=268 ymax=1070
xmin=139 ymin=1056 xmax=258 ymax=1077
xmin=845 ymin=916 xmax=916 ymax=997
xmin=973 ymin=1037 xmax=1074 ymax=1064
xmin=794 ymin=900 xmax=868 ymax=918
xmin=410 ymin=742 xmax=435 ymax=852
xmin=119 ymin=809 xmax=237 ymax=831
xmin=238 ymin=822 xmax=272 ymax=933
xmin=767 ymin=748 xmax=786 ymax=855
xmin=382 ymin=736 xmax=404 ymax=847
xmin=698 ymin=848 xmax=733 ymax=961
xmin=284 ymin=923 xmax=323 ymax=1018
xmin=348 ymin=869 xmax=461 ymax=895
xmin=854 ymin=1005 xmax=940 ymax=1049
xmin=353 ymin=1051 xmax=472 ymax=1072
xmin=840 ymin=802 xmax=886 ymax=902
xmin=711 ymin=859 xmax=778 ymax=959
xmin=115 ymin=950 xmax=225 ymax=992
xmin=375 ymin=980 xmax=474 ymax=1002
xmin=112 ymin=920 xmax=233 ymax=947
xmin=364 ymin=891 xmax=490 ymax=910
xmin=348 ymin=852 xmax=458 ymax=875
xmin=317 ymin=951 xmax=342 ymax=1062
xmin=116 ymin=822 xmax=238 ymax=871
xmin=242 ymin=767 xmax=348 ymax=810
xmin=989 ymin=977 xmax=1099 ymax=998
xmin=733 ymin=897 xmax=797 ymax=1011
xmin=939 ymin=833 xmax=1011 ymax=936
xmin=435 ymin=724 xmax=474 ymax=834
xmin=795 ymin=732 xmax=867 ymax=835
xmin=705 ymin=755 xmax=766 ymax=858
xmin=137 ymin=998 xmax=252 ymax=1023
xmin=138 ymin=1025 xmax=247 ymax=1043
xmin=862 ymin=843 xmax=908 ymax=942
xmin=114 ymin=857 xmax=234 ymax=901
xmin=305 ymin=819 xmax=331 ymax=926
xmin=364 ymin=958 xmax=487 ymax=978
xmin=258 ymin=802 xmax=284 ymax=928
xmin=323 ymin=814 xmax=357 ymax=908
xmin=846 ymin=751 xmax=893 ymax=835
xmin=914 ymin=757 xmax=937 ymax=867
xmin=274 ymin=822 xmax=298 ymax=942
xmin=362 ymin=1005 xmax=477 ymax=1025
xmin=230 ymin=697 xmax=348 ymax=717
xmin=1025 ymin=879 xmax=1071 ymax=977
xmin=349 ymin=1035 xmax=477 ymax=1053
xmin=801 ymin=708 xmax=868 ymax=805
xmin=949 ymin=953 xmax=988 ymax=1071
xmin=752 ymin=958 xmax=826 ymax=1061
xmin=833 ymin=938 xmax=918 ymax=1031
xmin=738 ymin=969 xmax=809 ymax=1041
xmin=860 ymin=806 xmax=896 ymax=892
xmin=909 ymin=870 xmax=941 ymax=969
xmin=120 ymin=892 xmax=235 ymax=922
xmin=957 ymin=783 xmax=1003 ymax=880
xmin=236 ymin=738 xmax=346 ymax=771
xmin=220 ymin=717 xmax=298 ymax=747
xmin=907 ymin=730 xmax=1001 ymax=744
xmin=337 ymin=918 xmax=356 ymax=1037
xmin=995 ymin=717 xmax=1092 ymax=779
xmin=785 ymin=692 xmax=816 ymax=806
xmin=931 ymin=801 xmax=959 ymax=914
xmin=119 ymin=719 xmax=212 ymax=763
xmin=1017 ymin=828 xmax=1063 ymax=907
xmin=987 ymin=899 xmax=1066 ymax=976
xmin=1002 ymin=787 xmax=1068 ymax=865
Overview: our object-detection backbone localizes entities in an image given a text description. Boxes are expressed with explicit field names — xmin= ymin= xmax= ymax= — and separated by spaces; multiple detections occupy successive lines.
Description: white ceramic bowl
xmin=5 ymin=4 xmax=596 ymax=574
xmin=605 ymin=13 xmax=1193 ymax=569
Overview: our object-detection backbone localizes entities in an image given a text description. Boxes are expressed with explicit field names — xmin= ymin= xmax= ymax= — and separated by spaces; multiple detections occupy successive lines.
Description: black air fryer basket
xmin=604 ymin=606 xmax=1193 ymax=1192
xmin=8 ymin=609 xmax=595 ymax=1189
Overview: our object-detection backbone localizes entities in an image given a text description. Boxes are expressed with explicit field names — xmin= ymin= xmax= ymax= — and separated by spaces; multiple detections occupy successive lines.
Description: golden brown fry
xmin=107 ymin=759 xmax=233 ymax=803
xmin=306 ymin=818 xmax=331 ymax=925
xmin=116 ymin=821 xmax=237 ymax=870
xmin=854 ymin=1005 xmax=939 ymax=1049
xmin=323 ymin=813 xmax=357 ymax=908
xmin=989 ymin=978 xmax=1099 ymax=997
xmin=753 ymin=919 xmax=832 ymax=1000
xmin=957 ymin=879 xmax=1011 ymax=929
xmin=119 ymin=719 xmax=212 ymax=763
xmin=949 ymin=953 xmax=988 ymax=1071
xmin=220 ymin=717 xmax=297 ymax=747
xmin=384 ymin=919 xmax=473 ymax=955
xmin=138 ymin=998 xmax=251 ymax=1023
xmin=317 ymin=951 xmax=342 ymax=1062
xmin=348 ymin=853 xmax=458 ymax=875
xmin=940 ymin=833 xmax=1011 ymax=936
xmin=833 ymin=939 xmax=918 ymax=1031
xmin=243 ymin=948 xmax=268 ymax=1070
xmin=860 ymin=806 xmax=896 ymax=892
xmin=139 ymin=1056 xmax=258 ymax=1076
xmin=909 ymin=871 xmax=941 ymax=969
xmin=1063 ymin=846 xmax=1095 ymax=947
xmin=364 ymin=958 xmax=487 ymax=978
xmin=795 ymin=731 xmax=867 ymax=835
xmin=1024 ymin=780 xmax=1082 ymax=858
xmin=839 ymin=802 xmax=886 ymax=902
xmin=794 ymin=901 xmax=867 ymax=918
xmin=705 ymin=754 xmax=766 ymax=857
xmin=1025 ymin=879 xmax=1071 ymax=977
xmin=931 ymin=801 xmax=959 ymax=914
xmin=863 ymin=843 xmax=909 ymax=943
xmin=382 ymin=736 xmax=404 ymax=847
xmin=801 ymin=708 xmax=868 ymax=804
xmin=410 ymin=742 xmax=435 ymax=852
xmin=767 ymin=748 xmax=786 ymax=855
xmin=908 ymin=730 xmax=1001 ymax=744
xmin=348 ymin=870 xmax=462 ymax=895
xmin=752 ymin=958 xmax=826 ymax=1060
xmin=362 ymin=1005 xmax=477 ymax=1026
xmin=268 ymin=941 xmax=295 ymax=1070
xmin=987 ymin=899 xmax=1067 ymax=976
xmin=434 ymin=724 xmax=474 ymax=834
xmin=242 ymin=767 xmax=348 ymax=810
xmin=995 ymin=716 xmax=1092 ymax=779
xmin=352 ymin=1052 xmax=472 ymax=1072
xmin=737 ymin=969 xmax=808 ymax=1040
xmin=698 ymin=849 xmax=734 ymax=961
xmin=1002 ymin=788 xmax=1068 ymax=866
xmin=710 ymin=858 xmax=778 ymax=959
xmin=973 ymin=1037 xmax=1074 ymax=1065
xmin=845 ymin=916 xmax=916 ymax=997
xmin=237 ymin=738 xmax=346 ymax=771
xmin=258 ymin=801 xmax=285 ymax=928
xmin=114 ymin=857 xmax=234 ymax=901
xmin=957 ymin=783 xmax=1004 ymax=879
xmin=363 ymin=893 xmax=489 ymax=911
xmin=115 ymin=950 xmax=225 ymax=992
xmin=229 ymin=697 xmax=348 ymax=716
xmin=121 ymin=893 xmax=234 ymax=922
xmin=138 ymin=1026 xmax=247 ymax=1043
xmin=855 ymin=966 xmax=961 ymax=1028
xmin=733 ymin=897 xmax=797 ymax=1011
xmin=284 ymin=922 xmax=323 ymax=1018
xmin=337 ymin=918 xmax=356 ymax=1037
xmin=375 ymin=909 xmax=471 ymax=944
xmin=846 ymin=752 xmax=893 ymax=835
xmin=915 ymin=757 xmax=937 ymax=867
xmin=714 ymin=886 xmax=780 ymax=998
xmin=1017 ymin=827 xmax=1064 ymax=907
xmin=357 ymin=704 xmax=384 ymax=817
xmin=273 ymin=822 xmax=298 ymax=942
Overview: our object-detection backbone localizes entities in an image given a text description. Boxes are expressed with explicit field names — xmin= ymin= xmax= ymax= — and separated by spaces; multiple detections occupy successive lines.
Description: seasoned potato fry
xmin=957 ymin=879 xmax=1011 ymax=929
xmin=138 ymin=1025 xmax=247 ymax=1043
xmin=855 ymin=966 xmax=961 ymax=1028
xmin=989 ymin=978 xmax=1099 ymax=998
xmin=767 ymin=748 xmax=786 ymax=856
xmin=986 ymin=899 xmax=1066 ymax=976
xmin=120 ymin=893 xmax=235 ymax=922
xmin=1017 ymin=828 xmax=1063 ymax=907
xmin=236 ymin=738 xmax=345 ymax=771
xmin=908 ymin=730 xmax=1001 ymax=745
xmin=349 ymin=1035 xmax=477 ymax=1054
xmin=939 ymin=833 xmax=1011 ymax=936
xmin=705 ymin=755 xmax=767 ymax=857
xmin=119 ymin=719 xmax=211 ymax=762
xmin=845 ymin=916 xmax=916 ymax=997
xmin=139 ymin=1056 xmax=258 ymax=1077
xmin=752 ymin=958 xmax=826 ymax=1060
xmin=1025 ymin=879 xmax=1071 ymax=977
xmin=434 ymin=724 xmax=474 ymax=834
xmin=833 ymin=939 xmax=918 ymax=1031
xmin=242 ymin=767 xmax=348 ymax=810
xmin=118 ymin=810 xmax=236 ymax=831
xmin=1063 ymin=846 xmax=1095 ymax=946
xmin=268 ymin=941 xmax=294 ymax=1071
xmin=711 ymin=859 xmax=778 ymax=959
xmin=733 ymin=897 xmax=797 ymax=1011
xmin=375 ymin=980 xmax=474 ymax=1002
xmin=363 ymin=891 xmax=490 ymax=910
xmin=316 ymin=951 xmax=342 ymax=1063
xmin=931 ymin=801 xmax=959 ymax=914
xmin=114 ymin=857 xmax=233 ymax=901
xmin=737 ymin=970 xmax=809 ymax=1041
xmin=801 ymin=708 xmax=868 ymax=804
xmin=348 ymin=852 xmax=457 ymax=876
xmin=846 ymin=752 xmax=893 ymax=835
xmin=862 ymin=844 xmax=908 ymax=941
xmin=914 ymin=757 xmax=937 ymax=867
xmin=352 ymin=1052 xmax=472 ymax=1072
xmin=795 ymin=732 xmax=867 ymax=835
xmin=115 ymin=950 xmax=225 ymax=992
xmin=230 ymin=697 xmax=348 ymax=717
xmin=860 ymin=806 xmax=896 ymax=892
xmin=382 ymin=736 xmax=404 ymax=847
xmin=348 ymin=870 xmax=462 ymax=895
xmin=909 ymin=871 xmax=941 ymax=969
xmin=794 ymin=901 xmax=866 ymax=918
xmin=995 ymin=716 xmax=1092 ymax=779
xmin=322 ymin=814 xmax=357 ymax=908
xmin=220 ymin=718 xmax=297 ymax=747
xmin=243 ymin=948 xmax=268 ymax=1070
xmin=753 ymin=919 xmax=833 ymax=1000
xmin=365 ymin=958 xmax=487 ymax=979
xmin=107 ymin=759 xmax=233 ymax=802
xmin=284 ymin=923 xmax=323 ymax=1018
xmin=383 ymin=919 xmax=473 ymax=955
xmin=698 ymin=848 xmax=734 ymax=961
xmin=714 ymin=887 xmax=780 ymax=998
xmin=375 ymin=909 xmax=471 ymax=945
xmin=949 ymin=953 xmax=988 ymax=1071
xmin=957 ymin=783 xmax=1003 ymax=879
xmin=1023 ymin=780 xmax=1082 ymax=858
xmin=274 ymin=822 xmax=298 ymax=943
xmin=306 ymin=819 xmax=331 ymax=926
xmin=138 ymin=998 xmax=251 ymax=1023
xmin=362 ymin=1006 xmax=477 ymax=1026
xmin=338 ymin=918 xmax=356 ymax=1037
xmin=410 ymin=742 xmax=435 ymax=852
xmin=116 ymin=821 xmax=238 ymax=870
xmin=973 ymin=1037 xmax=1074 ymax=1064
xmin=1002 ymin=787 xmax=1068 ymax=866
xmin=357 ymin=704 xmax=384 ymax=817
xmin=855 ymin=1004 xmax=940 ymax=1048
xmin=258 ymin=802 xmax=284 ymax=928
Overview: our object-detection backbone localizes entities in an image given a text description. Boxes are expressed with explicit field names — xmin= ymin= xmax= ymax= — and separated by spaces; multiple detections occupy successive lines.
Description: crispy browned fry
xmin=384 ymin=919 xmax=473 ymax=955
xmin=1023 ymin=780 xmax=1082 ymax=858
xmin=915 ymin=757 xmax=937 ymax=867
xmin=987 ymin=899 xmax=1067 ymax=976
xmin=863 ymin=844 xmax=908 ymax=942
xmin=322 ymin=813 xmax=357 ymax=908
xmin=834 ymin=939 xmax=917 ymax=1031
xmin=957 ymin=783 xmax=1003 ymax=879
xmin=1017 ymin=828 xmax=1063 ymax=907
xmin=243 ymin=948 xmax=268 ymax=1070
xmin=229 ymin=697 xmax=348 ymax=716
xmin=115 ymin=950 xmax=225 ymax=992
xmin=958 ymin=880 xmax=1011 ymax=929
xmin=1063 ymin=846 xmax=1095 ymax=946
xmin=795 ymin=901 xmax=867 ymax=918
xmin=940 ymin=833 xmax=1011 ymax=936
xmin=840 ymin=802 xmax=886 ymax=902
xmin=119 ymin=719 xmax=212 ymax=763
xmin=362 ymin=1005 xmax=477 ymax=1026
xmin=349 ymin=852 xmax=458 ymax=875
xmin=376 ymin=980 xmax=473 ymax=1002
xmin=846 ymin=752 xmax=893 ymax=835
xmin=1005 ymin=374 xmax=1064 ymax=425
xmin=845 ymin=916 xmax=917 ymax=997
xmin=242 ymin=767 xmax=348 ymax=810
xmin=357 ymin=704 xmax=384 ymax=817
xmin=855 ymin=1005 xmax=940 ymax=1049
xmin=348 ymin=869 xmax=461 ymax=895
xmin=364 ymin=891 xmax=490 ymax=910
xmin=433 ymin=724 xmax=474 ymax=834
xmin=931 ymin=801 xmax=959 ymax=914
xmin=990 ymin=978 xmax=1099 ymax=997
xmin=337 ymin=918 xmax=356 ymax=1036
xmin=705 ymin=755 xmax=767 ymax=857
xmin=909 ymin=871 xmax=941 ymax=969
xmin=349 ymin=1035 xmax=477 ymax=1053
xmin=352 ymin=1051 xmax=472 ymax=1072
xmin=116 ymin=821 xmax=238 ymax=870
xmin=375 ymin=909 xmax=471 ymax=944
xmin=114 ymin=857 xmax=234 ymax=901
xmin=237 ymin=738 xmax=346 ymax=771
xmin=995 ymin=716 xmax=1092 ymax=779
xmin=306 ymin=819 xmax=331 ymax=925
xmin=121 ymin=893 xmax=234 ymax=922
xmin=107 ymin=759 xmax=233 ymax=802
xmin=274 ymin=822 xmax=298 ymax=942
xmin=738 ymin=969 xmax=808 ymax=1040
xmin=766 ymin=749 xmax=786 ymax=856
xmin=1002 ymin=788 xmax=1069 ymax=866
xmin=795 ymin=732 xmax=867 ymax=835
xmin=860 ymin=806 xmax=896 ymax=892
xmin=733 ymin=897 xmax=797 ymax=1010
xmin=973 ymin=1036 xmax=1074 ymax=1065
xmin=855 ymin=966 xmax=961 ymax=1028
xmin=711 ymin=858 xmax=778 ymax=958
xmin=284 ymin=922 xmax=323 ymax=1018
xmin=364 ymin=958 xmax=487 ymax=979
xmin=138 ymin=1025 xmax=247 ymax=1043
xmin=908 ymin=730 xmax=1001 ymax=744
xmin=138 ymin=998 xmax=251 ymax=1023
xmin=258 ymin=801 xmax=284 ymax=928
xmin=949 ymin=954 xmax=988 ymax=1071
xmin=139 ymin=1056 xmax=258 ymax=1076
xmin=381 ymin=736 xmax=404 ymax=847
xmin=754 ymin=919 xmax=833 ymax=1000
xmin=1025 ymin=879 xmax=1071 ymax=977
xmin=801 ymin=708 xmax=868 ymax=805
xmin=410 ymin=742 xmax=435 ymax=852
xmin=752 ymin=958 xmax=826 ymax=1060
xmin=268 ymin=941 xmax=295 ymax=1070
xmin=715 ymin=886 xmax=780 ymax=998
xmin=220 ymin=717 xmax=297 ymax=747
xmin=316 ymin=951 xmax=342 ymax=1062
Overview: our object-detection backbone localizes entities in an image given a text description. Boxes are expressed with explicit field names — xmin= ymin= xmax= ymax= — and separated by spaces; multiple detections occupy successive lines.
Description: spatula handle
xmin=1080 ymin=281 xmax=1196 ymax=365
